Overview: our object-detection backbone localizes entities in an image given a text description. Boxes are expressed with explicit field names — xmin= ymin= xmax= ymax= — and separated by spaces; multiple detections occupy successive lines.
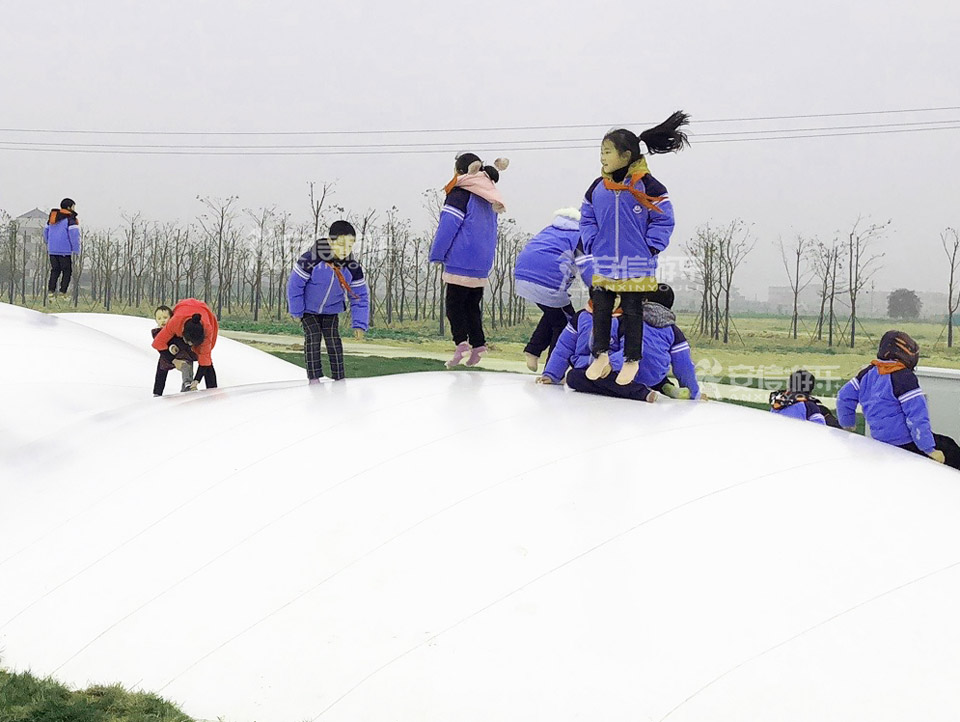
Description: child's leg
xmin=934 ymin=433 xmax=960 ymax=469
xmin=320 ymin=314 xmax=345 ymax=380
xmin=301 ymin=313 xmax=325 ymax=380
xmin=525 ymin=304 xmax=556 ymax=358
xmin=445 ymin=284 xmax=471 ymax=345
xmin=619 ymin=292 xmax=645 ymax=361
xmin=548 ymin=304 xmax=576 ymax=356
xmin=616 ymin=291 xmax=645 ymax=385
xmin=48 ymin=255 xmax=61 ymax=293
xmin=153 ymin=361 xmax=168 ymax=396
xmin=465 ymin=287 xmax=486 ymax=348
xmin=180 ymin=361 xmax=195 ymax=391
xmin=589 ymin=288 xmax=617 ymax=356
xmin=59 ymin=256 xmax=73 ymax=293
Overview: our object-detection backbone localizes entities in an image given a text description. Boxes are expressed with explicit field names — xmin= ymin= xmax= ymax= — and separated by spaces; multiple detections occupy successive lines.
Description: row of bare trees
xmin=777 ymin=217 xmax=889 ymax=347
xmin=0 ymin=187 xmax=534 ymax=332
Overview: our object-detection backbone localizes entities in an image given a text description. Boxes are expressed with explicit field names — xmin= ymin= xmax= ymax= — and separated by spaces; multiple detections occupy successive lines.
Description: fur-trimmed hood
xmin=551 ymin=207 xmax=581 ymax=231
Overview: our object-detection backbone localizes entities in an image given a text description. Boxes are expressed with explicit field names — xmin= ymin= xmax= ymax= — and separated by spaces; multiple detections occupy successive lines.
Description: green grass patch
xmin=270 ymin=351 xmax=500 ymax=377
xmin=0 ymin=667 xmax=194 ymax=722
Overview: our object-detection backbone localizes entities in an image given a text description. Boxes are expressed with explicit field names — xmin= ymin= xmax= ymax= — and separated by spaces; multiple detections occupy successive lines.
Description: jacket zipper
xmin=319 ymin=269 xmax=336 ymax=311
xmin=614 ymin=190 xmax=621 ymax=267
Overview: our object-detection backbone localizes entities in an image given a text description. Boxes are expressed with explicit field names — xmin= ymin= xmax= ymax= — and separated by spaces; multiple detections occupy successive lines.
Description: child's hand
xmin=929 ymin=450 xmax=946 ymax=464
xmin=535 ymin=376 xmax=554 ymax=385
xmin=354 ymin=329 xmax=365 ymax=341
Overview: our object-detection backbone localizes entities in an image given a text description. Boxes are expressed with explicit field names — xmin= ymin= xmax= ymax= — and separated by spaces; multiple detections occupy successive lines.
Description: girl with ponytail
xmin=429 ymin=152 xmax=510 ymax=368
xmin=151 ymin=298 xmax=219 ymax=391
xmin=580 ymin=111 xmax=689 ymax=385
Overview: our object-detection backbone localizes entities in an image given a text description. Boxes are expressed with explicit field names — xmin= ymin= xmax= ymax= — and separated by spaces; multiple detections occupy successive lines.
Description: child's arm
xmin=641 ymin=176 xmax=675 ymax=255
xmin=892 ymin=369 xmax=936 ymax=453
xmin=579 ymin=180 xmax=601 ymax=254
xmin=668 ymin=326 xmax=700 ymax=399
xmin=573 ymin=239 xmax=594 ymax=287
xmin=541 ymin=315 xmax=579 ymax=383
xmin=429 ymin=188 xmax=469 ymax=264
xmin=69 ymin=221 xmax=81 ymax=255
xmin=836 ymin=371 xmax=865 ymax=429
xmin=346 ymin=261 xmax=370 ymax=330
xmin=804 ymin=401 xmax=827 ymax=425
xmin=287 ymin=260 xmax=310 ymax=319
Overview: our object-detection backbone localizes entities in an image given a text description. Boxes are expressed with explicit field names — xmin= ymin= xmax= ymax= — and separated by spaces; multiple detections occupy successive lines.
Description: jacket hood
xmin=642 ymin=301 xmax=676 ymax=328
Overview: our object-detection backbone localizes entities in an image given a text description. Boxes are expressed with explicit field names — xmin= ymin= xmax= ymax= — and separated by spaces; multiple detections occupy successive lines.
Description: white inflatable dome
xmin=2 ymin=303 xmax=959 ymax=722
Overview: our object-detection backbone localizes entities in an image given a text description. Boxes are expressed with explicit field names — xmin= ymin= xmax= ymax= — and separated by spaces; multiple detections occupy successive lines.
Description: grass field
xmin=0 ymin=667 xmax=194 ymax=722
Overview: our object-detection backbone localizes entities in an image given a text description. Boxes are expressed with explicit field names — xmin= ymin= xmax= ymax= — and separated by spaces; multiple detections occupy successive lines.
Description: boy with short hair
xmin=44 ymin=198 xmax=81 ymax=298
xmin=288 ymin=220 xmax=369 ymax=382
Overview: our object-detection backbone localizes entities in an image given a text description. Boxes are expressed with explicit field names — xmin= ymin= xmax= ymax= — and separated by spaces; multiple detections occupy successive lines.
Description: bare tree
xmin=942 ymin=227 xmax=960 ymax=347
xmin=245 ymin=206 xmax=274 ymax=321
xmin=196 ymin=195 xmax=239 ymax=316
xmin=845 ymin=216 xmax=887 ymax=348
xmin=308 ymin=181 xmax=335 ymax=237
xmin=779 ymin=233 xmax=814 ymax=339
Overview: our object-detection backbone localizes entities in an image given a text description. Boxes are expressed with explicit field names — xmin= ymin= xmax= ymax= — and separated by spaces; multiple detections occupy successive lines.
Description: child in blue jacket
xmin=288 ymin=220 xmax=369 ymax=382
xmin=537 ymin=304 xmax=657 ymax=403
xmin=44 ymin=198 xmax=81 ymax=298
xmin=837 ymin=331 xmax=960 ymax=468
xmin=514 ymin=208 xmax=594 ymax=372
xmin=631 ymin=284 xmax=701 ymax=399
xmin=581 ymin=112 xmax=689 ymax=386
xmin=769 ymin=369 xmax=839 ymax=427
xmin=429 ymin=153 xmax=509 ymax=368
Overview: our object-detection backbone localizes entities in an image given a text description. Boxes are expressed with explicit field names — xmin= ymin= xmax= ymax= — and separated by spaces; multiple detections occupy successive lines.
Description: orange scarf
xmin=329 ymin=263 xmax=359 ymax=299
xmin=871 ymin=359 xmax=907 ymax=375
xmin=602 ymin=157 xmax=666 ymax=214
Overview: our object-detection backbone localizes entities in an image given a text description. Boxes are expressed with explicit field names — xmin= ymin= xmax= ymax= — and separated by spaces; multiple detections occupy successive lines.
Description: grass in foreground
xmin=271 ymin=351 xmax=501 ymax=377
xmin=0 ymin=667 xmax=194 ymax=722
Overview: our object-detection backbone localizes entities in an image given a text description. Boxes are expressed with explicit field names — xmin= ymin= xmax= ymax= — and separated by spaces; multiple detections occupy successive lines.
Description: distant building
xmin=13 ymin=209 xmax=47 ymax=240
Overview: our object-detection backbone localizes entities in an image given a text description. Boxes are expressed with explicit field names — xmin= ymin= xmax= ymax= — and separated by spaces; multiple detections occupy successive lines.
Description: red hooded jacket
xmin=152 ymin=298 xmax=219 ymax=365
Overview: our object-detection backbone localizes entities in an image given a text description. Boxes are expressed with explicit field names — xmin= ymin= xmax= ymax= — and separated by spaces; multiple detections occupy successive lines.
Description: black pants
xmin=590 ymin=288 xmax=646 ymax=361
xmin=899 ymin=433 xmax=960 ymax=470
xmin=525 ymin=303 xmax=575 ymax=358
xmin=566 ymin=368 xmax=653 ymax=401
xmin=446 ymin=284 xmax=485 ymax=347
xmin=302 ymin=312 xmax=344 ymax=380
xmin=194 ymin=365 xmax=218 ymax=389
xmin=48 ymin=255 xmax=72 ymax=293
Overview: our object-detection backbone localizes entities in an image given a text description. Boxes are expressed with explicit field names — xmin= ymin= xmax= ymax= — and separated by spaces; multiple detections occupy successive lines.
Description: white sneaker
xmin=585 ymin=353 xmax=611 ymax=380
xmin=616 ymin=360 xmax=640 ymax=386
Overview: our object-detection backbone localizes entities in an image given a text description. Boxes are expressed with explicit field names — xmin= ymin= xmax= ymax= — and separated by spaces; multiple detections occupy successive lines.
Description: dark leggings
xmin=590 ymin=288 xmax=646 ymax=361
xmin=445 ymin=284 xmax=485 ymax=347
xmin=566 ymin=368 xmax=653 ymax=401
xmin=525 ymin=303 xmax=575 ymax=358
xmin=48 ymin=255 xmax=72 ymax=293
xmin=302 ymin=312 xmax=344 ymax=380
xmin=900 ymin=433 xmax=960 ymax=469
xmin=193 ymin=365 xmax=218 ymax=389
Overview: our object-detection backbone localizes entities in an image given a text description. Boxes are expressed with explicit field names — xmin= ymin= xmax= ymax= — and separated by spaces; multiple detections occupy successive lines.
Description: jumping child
xmin=43 ymin=198 xmax=81 ymax=300
xmin=429 ymin=153 xmax=510 ymax=368
xmin=514 ymin=208 xmax=593 ymax=372
xmin=287 ymin=220 xmax=369 ymax=382
xmin=836 ymin=331 xmax=960 ymax=468
xmin=580 ymin=112 xmax=690 ymax=385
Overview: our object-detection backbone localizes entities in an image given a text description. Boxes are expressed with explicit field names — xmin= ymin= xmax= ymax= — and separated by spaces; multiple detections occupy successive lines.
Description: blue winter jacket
xmin=633 ymin=311 xmax=701 ymax=398
xmin=287 ymin=252 xmax=370 ymax=329
xmin=429 ymin=187 xmax=498 ymax=279
xmin=43 ymin=208 xmax=81 ymax=256
xmin=837 ymin=364 xmax=935 ymax=452
xmin=514 ymin=215 xmax=593 ymax=295
xmin=771 ymin=400 xmax=827 ymax=425
xmin=542 ymin=311 xmax=623 ymax=382
xmin=579 ymin=166 xmax=674 ymax=281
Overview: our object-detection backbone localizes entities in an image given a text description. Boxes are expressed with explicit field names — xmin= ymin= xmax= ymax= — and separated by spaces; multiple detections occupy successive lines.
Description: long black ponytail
xmin=604 ymin=110 xmax=691 ymax=162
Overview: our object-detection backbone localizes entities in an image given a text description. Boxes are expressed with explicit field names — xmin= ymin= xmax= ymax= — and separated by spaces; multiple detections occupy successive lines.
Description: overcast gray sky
xmin=2 ymin=0 xmax=959 ymax=298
